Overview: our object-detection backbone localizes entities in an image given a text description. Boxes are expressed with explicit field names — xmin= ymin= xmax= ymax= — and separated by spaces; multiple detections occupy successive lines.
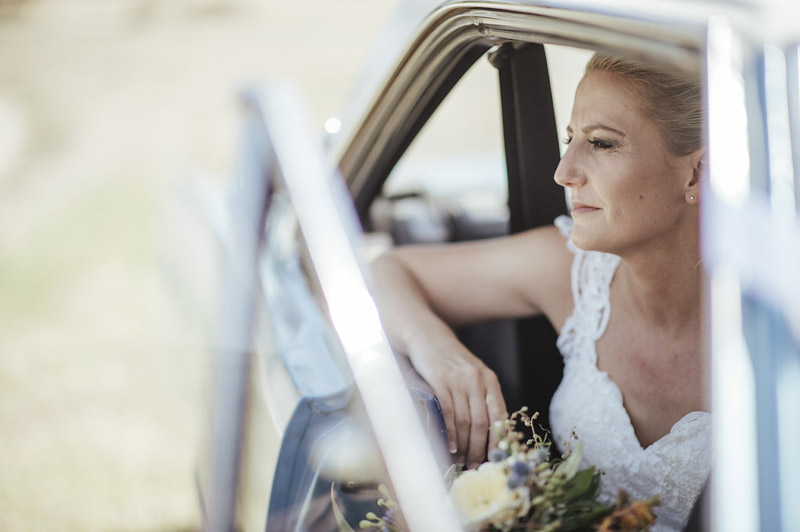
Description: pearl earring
xmin=690 ymin=195 xmax=695 ymax=201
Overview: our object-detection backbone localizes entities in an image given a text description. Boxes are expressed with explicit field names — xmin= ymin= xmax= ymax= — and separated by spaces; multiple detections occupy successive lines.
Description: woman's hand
xmin=369 ymin=231 xmax=570 ymax=467
xmin=406 ymin=332 xmax=507 ymax=469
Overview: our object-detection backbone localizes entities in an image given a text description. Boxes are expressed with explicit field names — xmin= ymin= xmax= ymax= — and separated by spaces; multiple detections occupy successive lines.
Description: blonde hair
xmin=585 ymin=54 xmax=704 ymax=156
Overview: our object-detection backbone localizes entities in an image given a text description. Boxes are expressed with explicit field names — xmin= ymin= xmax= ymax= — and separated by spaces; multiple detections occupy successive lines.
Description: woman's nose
xmin=553 ymin=147 xmax=586 ymax=188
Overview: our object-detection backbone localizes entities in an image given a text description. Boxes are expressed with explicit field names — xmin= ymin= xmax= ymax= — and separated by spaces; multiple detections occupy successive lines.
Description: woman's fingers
xmin=485 ymin=376 xmax=507 ymax=452
xmin=435 ymin=389 xmax=458 ymax=455
xmin=444 ymin=367 xmax=502 ymax=467
xmin=465 ymin=370 xmax=507 ymax=467
xmin=466 ymin=387 xmax=490 ymax=468
xmin=410 ymin=345 xmax=504 ymax=467
xmin=452 ymin=392 xmax=472 ymax=464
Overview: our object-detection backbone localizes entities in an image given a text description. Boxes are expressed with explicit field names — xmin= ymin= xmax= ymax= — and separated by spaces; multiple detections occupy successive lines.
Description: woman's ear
xmin=684 ymin=148 xmax=706 ymax=204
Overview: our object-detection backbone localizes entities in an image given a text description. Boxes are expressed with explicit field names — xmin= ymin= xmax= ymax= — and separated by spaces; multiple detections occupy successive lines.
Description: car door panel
xmin=211 ymin=85 xmax=459 ymax=532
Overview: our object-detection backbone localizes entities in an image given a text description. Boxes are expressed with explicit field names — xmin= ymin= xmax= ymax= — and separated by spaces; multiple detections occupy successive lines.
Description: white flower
xmin=448 ymin=462 xmax=529 ymax=532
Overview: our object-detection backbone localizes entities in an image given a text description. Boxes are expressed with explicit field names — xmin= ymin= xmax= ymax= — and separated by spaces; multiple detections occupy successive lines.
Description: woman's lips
xmin=571 ymin=202 xmax=599 ymax=215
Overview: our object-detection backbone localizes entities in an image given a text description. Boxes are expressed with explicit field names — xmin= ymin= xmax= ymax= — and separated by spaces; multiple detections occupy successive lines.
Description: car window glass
xmin=234 ymin=187 xmax=360 ymax=532
xmin=544 ymin=44 xmax=593 ymax=156
xmin=374 ymin=55 xmax=507 ymax=246
xmin=258 ymin=191 xmax=353 ymax=402
xmin=386 ymin=56 xmax=505 ymax=196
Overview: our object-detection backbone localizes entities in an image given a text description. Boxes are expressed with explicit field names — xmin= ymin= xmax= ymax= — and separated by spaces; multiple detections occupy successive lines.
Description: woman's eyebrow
xmin=582 ymin=123 xmax=626 ymax=136
xmin=565 ymin=124 xmax=626 ymax=136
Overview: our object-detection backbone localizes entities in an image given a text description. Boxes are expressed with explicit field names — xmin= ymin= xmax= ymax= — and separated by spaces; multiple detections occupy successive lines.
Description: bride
xmin=370 ymin=54 xmax=710 ymax=532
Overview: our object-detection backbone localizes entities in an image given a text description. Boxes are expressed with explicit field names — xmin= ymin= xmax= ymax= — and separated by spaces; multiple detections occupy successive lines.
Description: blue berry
xmin=533 ymin=447 xmax=550 ymax=464
xmin=511 ymin=460 xmax=531 ymax=478
xmin=489 ymin=449 xmax=506 ymax=462
xmin=507 ymin=473 xmax=525 ymax=489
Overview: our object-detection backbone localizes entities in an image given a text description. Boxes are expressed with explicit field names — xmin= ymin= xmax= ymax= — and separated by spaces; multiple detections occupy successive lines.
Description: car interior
xmin=359 ymin=42 xmax=583 ymax=434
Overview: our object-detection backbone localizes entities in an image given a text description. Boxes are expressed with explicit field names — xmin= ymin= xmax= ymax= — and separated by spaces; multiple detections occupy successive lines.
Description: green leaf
xmin=330 ymin=483 xmax=356 ymax=532
xmin=558 ymin=500 xmax=615 ymax=532
xmin=555 ymin=440 xmax=584 ymax=481
xmin=561 ymin=467 xmax=602 ymax=502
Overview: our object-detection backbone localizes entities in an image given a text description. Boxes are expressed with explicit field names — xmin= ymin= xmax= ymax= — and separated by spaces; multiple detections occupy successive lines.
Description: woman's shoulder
xmin=506 ymin=221 xmax=575 ymax=322
xmin=513 ymin=218 xmax=575 ymax=265
xmin=520 ymin=218 xmax=574 ymax=260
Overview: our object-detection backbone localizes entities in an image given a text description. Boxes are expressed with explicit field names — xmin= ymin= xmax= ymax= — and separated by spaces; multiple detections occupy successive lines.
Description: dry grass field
xmin=0 ymin=1 xmax=395 ymax=530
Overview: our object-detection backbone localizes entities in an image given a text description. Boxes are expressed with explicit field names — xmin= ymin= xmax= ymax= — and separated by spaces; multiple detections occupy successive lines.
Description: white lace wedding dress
xmin=549 ymin=216 xmax=711 ymax=532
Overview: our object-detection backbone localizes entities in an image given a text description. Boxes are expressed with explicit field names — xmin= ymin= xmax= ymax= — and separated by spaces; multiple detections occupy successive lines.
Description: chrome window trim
xmin=336 ymin=0 xmax=719 ymax=197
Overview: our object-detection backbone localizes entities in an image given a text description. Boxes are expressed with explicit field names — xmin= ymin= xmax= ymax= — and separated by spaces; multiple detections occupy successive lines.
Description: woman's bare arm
xmin=369 ymin=225 xmax=572 ymax=468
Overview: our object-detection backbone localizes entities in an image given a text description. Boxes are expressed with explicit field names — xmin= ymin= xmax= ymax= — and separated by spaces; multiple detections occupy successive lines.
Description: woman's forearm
xmin=369 ymin=250 xmax=457 ymax=357
xmin=369 ymin=249 xmax=507 ymax=468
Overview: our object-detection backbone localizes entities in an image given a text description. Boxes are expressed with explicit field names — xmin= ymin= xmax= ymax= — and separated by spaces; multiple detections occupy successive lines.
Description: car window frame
xmin=329 ymin=4 xmax=721 ymax=532
xmin=335 ymin=0 xmax=708 ymax=224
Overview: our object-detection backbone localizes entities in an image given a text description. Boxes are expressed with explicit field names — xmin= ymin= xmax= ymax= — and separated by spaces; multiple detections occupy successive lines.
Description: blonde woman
xmin=371 ymin=54 xmax=710 ymax=532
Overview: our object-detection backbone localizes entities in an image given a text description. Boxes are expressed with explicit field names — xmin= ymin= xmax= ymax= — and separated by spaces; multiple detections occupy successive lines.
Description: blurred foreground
xmin=0 ymin=1 xmax=394 ymax=530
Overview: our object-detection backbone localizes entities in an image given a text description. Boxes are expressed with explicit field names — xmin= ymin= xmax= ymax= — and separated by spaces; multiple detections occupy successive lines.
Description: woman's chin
xmin=569 ymin=226 xmax=595 ymax=251
xmin=570 ymin=226 xmax=614 ymax=254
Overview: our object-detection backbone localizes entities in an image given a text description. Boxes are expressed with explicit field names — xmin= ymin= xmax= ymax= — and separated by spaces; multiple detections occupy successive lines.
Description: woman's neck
xmin=614 ymin=224 xmax=702 ymax=330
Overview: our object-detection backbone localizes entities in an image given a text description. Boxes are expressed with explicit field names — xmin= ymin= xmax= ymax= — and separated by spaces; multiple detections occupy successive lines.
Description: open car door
xmin=198 ymin=84 xmax=460 ymax=532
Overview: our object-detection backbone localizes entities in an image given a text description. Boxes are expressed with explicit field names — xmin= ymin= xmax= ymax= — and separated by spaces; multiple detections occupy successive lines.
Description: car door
xmin=198 ymin=84 xmax=461 ymax=532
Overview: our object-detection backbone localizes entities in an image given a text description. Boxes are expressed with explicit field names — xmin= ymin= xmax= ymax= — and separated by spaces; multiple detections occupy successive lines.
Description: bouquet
xmin=333 ymin=408 xmax=659 ymax=532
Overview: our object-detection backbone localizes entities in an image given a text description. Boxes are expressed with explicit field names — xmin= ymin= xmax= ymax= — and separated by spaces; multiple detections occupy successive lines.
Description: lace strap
xmin=575 ymin=249 xmax=620 ymax=341
xmin=554 ymin=216 xmax=621 ymax=359
xmin=554 ymin=215 xmax=578 ymax=253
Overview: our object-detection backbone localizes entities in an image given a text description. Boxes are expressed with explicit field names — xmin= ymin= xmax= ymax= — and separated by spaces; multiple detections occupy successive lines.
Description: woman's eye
xmin=588 ymin=138 xmax=614 ymax=150
xmin=562 ymin=136 xmax=572 ymax=145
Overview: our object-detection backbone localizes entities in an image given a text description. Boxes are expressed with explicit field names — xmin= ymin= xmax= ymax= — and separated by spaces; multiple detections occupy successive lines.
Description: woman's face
xmin=554 ymin=70 xmax=696 ymax=255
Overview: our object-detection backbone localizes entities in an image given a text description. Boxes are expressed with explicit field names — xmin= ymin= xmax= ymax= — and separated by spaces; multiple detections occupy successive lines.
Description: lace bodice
xmin=550 ymin=216 xmax=711 ymax=532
